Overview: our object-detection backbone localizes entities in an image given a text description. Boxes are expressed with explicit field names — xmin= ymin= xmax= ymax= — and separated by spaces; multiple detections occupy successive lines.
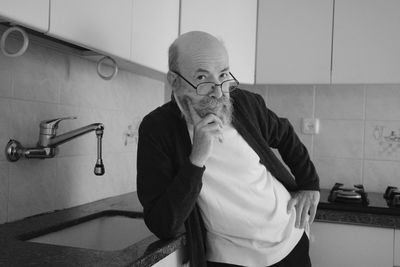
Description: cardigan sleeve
xmin=254 ymin=94 xmax=320 ymax=191
xmin=136 ymin=114 xmax=204 ymax=240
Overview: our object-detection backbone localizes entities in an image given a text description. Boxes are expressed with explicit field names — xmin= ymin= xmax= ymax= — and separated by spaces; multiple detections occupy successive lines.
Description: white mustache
xmin=197 ymin=96 xmax=230 ymax=110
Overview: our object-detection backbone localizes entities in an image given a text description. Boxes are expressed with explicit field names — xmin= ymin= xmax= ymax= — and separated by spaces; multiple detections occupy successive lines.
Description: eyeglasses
xmin=172 ymin=71 xmax=239 ymax=96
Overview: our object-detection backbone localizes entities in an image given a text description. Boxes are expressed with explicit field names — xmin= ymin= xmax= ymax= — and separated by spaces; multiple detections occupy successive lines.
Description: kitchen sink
xmin=22 ymin=211 xmax=153 ymax=251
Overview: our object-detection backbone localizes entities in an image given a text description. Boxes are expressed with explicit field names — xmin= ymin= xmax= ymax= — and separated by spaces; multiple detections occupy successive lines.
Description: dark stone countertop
xmin=1 ymin=190 xmax=399 ymax=266
xmin=315 ymin=189 xmax=400 ymax=229
xmin=0 ymin=192 xmax=185 ymax=267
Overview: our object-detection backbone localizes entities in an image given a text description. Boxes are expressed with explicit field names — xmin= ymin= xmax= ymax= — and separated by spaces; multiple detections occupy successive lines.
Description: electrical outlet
xmin=302 ymin=118 xmax=320 ymax=135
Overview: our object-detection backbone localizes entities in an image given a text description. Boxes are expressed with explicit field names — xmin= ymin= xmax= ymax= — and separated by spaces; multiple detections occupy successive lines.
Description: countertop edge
xmin=1 ymin=191 xmax=400 ymax=266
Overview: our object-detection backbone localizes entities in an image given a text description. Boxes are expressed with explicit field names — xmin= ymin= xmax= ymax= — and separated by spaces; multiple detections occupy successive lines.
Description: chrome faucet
xmin=5 ymin=117 xmax=105 ymax=176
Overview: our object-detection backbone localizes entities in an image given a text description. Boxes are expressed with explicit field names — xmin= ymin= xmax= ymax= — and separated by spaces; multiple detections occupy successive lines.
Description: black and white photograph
xmin=0 ymin=1 xmax=399 ymax=266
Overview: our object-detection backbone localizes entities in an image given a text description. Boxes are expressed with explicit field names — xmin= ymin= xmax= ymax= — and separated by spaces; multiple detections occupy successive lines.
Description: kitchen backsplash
xmin=240 ymin=84 xmax=400 ymax=193
xmin=0 ymin=37 xmax=164 ymax=223
xmin=1 ymin=36 xmax=400 ymax=225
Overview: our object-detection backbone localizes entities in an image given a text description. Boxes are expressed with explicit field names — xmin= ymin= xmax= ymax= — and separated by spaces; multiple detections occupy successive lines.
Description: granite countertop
xmin=315 ymin=189 xmax=400 ymax=229
xmin=1 ymin=190 xmax=400 ymax=266
xmin=0 ymin=192 xmax=185 ymax=267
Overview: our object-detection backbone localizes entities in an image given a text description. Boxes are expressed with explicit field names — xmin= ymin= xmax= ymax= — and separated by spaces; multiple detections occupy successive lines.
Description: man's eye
xmin=220 ymin=73 xmax=229 ymax=79
xmin=196 ymin=75 xmax=206 ymax=81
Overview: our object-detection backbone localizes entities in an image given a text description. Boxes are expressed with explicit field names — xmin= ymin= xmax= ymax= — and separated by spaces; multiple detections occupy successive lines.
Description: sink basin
xmin=24 ymin=211 xmax=153 ymax=251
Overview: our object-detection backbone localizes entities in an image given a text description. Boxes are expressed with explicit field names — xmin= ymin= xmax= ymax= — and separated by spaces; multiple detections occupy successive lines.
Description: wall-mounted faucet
xmin=5 ymin=117 xmax=105 ymax=176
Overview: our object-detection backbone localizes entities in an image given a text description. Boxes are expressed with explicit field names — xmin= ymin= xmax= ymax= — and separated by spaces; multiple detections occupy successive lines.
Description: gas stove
xmin=384 ymin=186 xmax=400 ymax=207
xmin=318 ymin=183 xmax=400 ymax=216
xmin=328 ymin=183 xmax=369 ymax=205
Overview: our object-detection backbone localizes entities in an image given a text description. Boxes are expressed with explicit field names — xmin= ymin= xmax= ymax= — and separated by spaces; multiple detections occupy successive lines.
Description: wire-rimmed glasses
xmin=172 ymin=71 xmax=239 ymax=96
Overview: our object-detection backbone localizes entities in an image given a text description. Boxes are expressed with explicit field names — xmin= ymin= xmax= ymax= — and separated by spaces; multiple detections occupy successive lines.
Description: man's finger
xmin=300 ymin=202 xmax=310 ymax=228
xmin=198 ymin=113 xmax=223 ymax=127
xmin=287 ymin=197 xmax=297 ymax=214
xmin=309 ymin=203 xmax=317 ymax=224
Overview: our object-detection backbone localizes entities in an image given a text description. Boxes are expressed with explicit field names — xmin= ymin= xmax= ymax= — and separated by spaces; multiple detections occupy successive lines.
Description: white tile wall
xmin=0 ymin=68 xmax=12 ymax=97
xmin=315 ymin=85 xmax=365 ymax=120
xmin=8 ymin=159 xmax=58 ymax=221
xmin=366 ymin=85 xmax=400 ymax=120
xmin=313 ymin=157 xmax=363 ymax=189
xmin=1 ymin=35 xmax=400 ymax=223
xmin=364 ymin=160 xmax=400 ymax=193
xmin=0 ymin=33 xmax=164 ymax=222
xmin=248 ymin=84 xmax=400 ymax=193
xmin=0 ymin=162 xmax=9 ymax=224
xmin=265 ymin=85 xmax=314 ymax=156
xmin=364 ymin=121 xmax=400 ymax=161
xmin=314 ymin=120 xmax=364 ymax=158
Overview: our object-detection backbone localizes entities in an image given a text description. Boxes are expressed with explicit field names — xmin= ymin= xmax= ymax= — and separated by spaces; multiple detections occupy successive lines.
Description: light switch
xmin=302 ymin=118 xmax=320 ymax=135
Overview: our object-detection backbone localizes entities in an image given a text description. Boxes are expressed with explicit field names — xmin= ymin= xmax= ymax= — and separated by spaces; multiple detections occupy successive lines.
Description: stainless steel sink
xmin=24 ymin=211 xmax=152 ymax=251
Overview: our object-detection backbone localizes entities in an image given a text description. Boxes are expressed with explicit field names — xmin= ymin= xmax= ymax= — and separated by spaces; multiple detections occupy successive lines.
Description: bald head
xmin=168 ymin=31 xmax=229 ymax=75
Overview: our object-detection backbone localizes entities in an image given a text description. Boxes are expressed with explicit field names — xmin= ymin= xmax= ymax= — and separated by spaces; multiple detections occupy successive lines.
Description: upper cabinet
xmin=48 ymin=0 xmax=132 ymax=60
xmin=131 ymin=0 xmax=179 ymax=73
xmin=180 ymin=0 xmax=257 ymax=84
xmin=332 ymin=0 xmax=400 ymax=84
xmin=256 ymin=0 xmax=333 ymax=84
xmin=0 ymin=0 xmax=49 ymax=32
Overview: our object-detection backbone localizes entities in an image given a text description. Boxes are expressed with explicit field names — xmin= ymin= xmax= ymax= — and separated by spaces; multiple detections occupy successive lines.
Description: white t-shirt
xmin=189 ymin=124 xmax=304 ymax=266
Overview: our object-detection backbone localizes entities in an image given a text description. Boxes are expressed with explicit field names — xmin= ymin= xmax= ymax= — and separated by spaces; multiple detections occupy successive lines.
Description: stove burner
xmin=328 ymin=183 xmax=369 ymax=206
xmin=384 ymin=186 xmax=400 ymax=207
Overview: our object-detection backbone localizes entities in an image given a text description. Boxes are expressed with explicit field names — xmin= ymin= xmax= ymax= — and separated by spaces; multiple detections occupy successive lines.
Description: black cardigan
xmin=137 ymin=89 xmax=319 ymax=267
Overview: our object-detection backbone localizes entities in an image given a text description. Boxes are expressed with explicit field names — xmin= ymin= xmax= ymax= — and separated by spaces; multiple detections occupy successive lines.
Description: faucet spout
xmin=47 ymin=123 xmax=104 ymax=147
xmin=4 ymin=118 xmax=106 ymax=176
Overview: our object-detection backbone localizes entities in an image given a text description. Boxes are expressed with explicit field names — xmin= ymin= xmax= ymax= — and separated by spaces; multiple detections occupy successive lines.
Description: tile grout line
xmin=361 ymin=85 xmax=367 ymax=186
xmin=311 ymin=85 xmax=317 ymax=160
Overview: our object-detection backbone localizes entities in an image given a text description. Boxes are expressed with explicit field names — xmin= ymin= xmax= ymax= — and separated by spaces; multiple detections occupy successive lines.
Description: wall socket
xmin=302 ymin=118 xmax=320 ymax=135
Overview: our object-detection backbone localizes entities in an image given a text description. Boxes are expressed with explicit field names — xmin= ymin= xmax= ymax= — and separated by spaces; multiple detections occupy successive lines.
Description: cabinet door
xmin=310 ymin=222 xmax=394 ymax=267
xmin=0 ymin=0 xmax=49 ymax=32
xmin=332 ymin=0 xmax=400 ymax=83
xmin=256 ymin=0 xmax=333 ymax=84
xmin=131 ymin=0 xmax=179 ymax=73
xmin=395 ymin=229 xmax=400 ymax=267
xmin=180 ymin=0 xmax=257 ymax=84
xmin=48 ymin=0 xmax=132 ymax=60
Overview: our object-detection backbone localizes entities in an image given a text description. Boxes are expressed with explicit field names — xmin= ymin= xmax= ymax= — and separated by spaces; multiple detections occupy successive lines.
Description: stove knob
xmin=384 ymin=186 xmax=398 ymax=199
xmin=392 ymin=194 xmax=400 ymax=207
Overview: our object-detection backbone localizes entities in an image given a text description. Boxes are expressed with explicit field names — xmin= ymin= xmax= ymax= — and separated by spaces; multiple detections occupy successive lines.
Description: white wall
xmin=241 ymin=83 xmax=400 ymax=192
xmin=0 ymin=32 xmax=165 ymax=223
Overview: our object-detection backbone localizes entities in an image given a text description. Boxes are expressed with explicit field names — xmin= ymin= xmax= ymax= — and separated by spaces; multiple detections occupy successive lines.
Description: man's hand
xmin=287 ymin=190 xmax=320 ymax=229
xmin=187 ymin=99 xmax=223 ymax=167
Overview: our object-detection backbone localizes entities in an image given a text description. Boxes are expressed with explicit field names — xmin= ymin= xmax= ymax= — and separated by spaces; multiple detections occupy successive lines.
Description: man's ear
xmin=167 ymin=71 xmax=178 ymax=89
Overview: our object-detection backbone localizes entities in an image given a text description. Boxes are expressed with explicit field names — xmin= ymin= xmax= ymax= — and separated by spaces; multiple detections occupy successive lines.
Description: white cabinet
xmin=180 ymin=0 xmax=257 ymax=84
xmin=131 ymin=0 xmax=179 ymax=73
xmin=48 ymin=0 xmax=132 ymax=60
xmin=151 ymin=248 xmax=184 ymax=267
xmin=0 ymin=0 xmax=49 ymax=32
xmin=256 ymin=0 xmax=333 ymax=84
xmin=310 ymin=222 xmax=394 ymax=267
xmin=395 ymin=229 xmax=400 ymax=267
xmin=332 ymin=0 xmax=400 ymax=84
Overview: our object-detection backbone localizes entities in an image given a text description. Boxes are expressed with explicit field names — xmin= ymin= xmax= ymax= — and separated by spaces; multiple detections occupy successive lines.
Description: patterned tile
xmin=365 ymin=121 xmax=400 ymax=161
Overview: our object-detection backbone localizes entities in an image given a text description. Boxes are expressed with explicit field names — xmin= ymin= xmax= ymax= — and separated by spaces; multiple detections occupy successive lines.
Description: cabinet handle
xmin=0 ymin=26 xmax=29 ymax=57
xmin=96 ymin=56 xmax=118 ymax=80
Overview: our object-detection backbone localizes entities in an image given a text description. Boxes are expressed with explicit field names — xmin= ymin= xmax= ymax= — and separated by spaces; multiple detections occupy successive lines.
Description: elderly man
xmin=137 ymin=31 xmax=320 ymax=267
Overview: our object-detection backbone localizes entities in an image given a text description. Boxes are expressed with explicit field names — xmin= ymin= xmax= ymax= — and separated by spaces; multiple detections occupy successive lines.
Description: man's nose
xmin=209 ymin=84 xmax=223 ymax=98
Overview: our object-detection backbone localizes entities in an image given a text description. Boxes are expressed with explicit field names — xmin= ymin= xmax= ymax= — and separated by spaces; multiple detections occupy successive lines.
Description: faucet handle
xmin=39 ymin=117 xmax=77 ymax=135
